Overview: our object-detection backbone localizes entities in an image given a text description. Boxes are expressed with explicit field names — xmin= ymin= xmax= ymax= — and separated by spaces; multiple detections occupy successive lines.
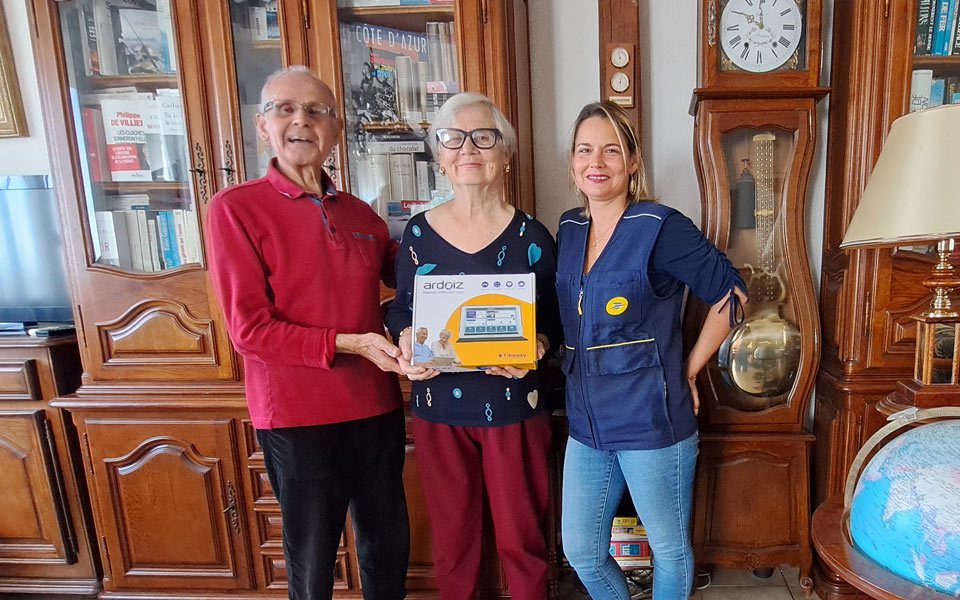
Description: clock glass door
xmin=711 ymin=126 xmax=802 ymax=411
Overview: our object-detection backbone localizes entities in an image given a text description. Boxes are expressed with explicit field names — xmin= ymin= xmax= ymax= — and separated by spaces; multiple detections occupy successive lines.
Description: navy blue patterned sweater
xmin=385 ymin=208 xmax=561 ymax=427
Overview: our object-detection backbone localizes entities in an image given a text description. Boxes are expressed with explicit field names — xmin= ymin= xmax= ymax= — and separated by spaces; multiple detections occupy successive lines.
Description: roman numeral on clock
xmin=741 ymin=45 xmax=750 ymax=60
xmin=779 ymin=36 xmax=791 ymax=47
xmin=729 ymin=35 xmax=743 ymax=47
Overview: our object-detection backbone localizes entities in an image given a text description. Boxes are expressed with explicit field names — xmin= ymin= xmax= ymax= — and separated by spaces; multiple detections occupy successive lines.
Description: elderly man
xmin=206 ymin=66 xmax=409 ymax=600
xmin=412 ymin=327 xmax=433 ymax=365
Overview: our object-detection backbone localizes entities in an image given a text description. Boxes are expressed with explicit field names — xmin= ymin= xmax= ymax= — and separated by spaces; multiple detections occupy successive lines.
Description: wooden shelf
xmin=84 ymin=74 xmax=179 ymax=89
xmin=247 ymin=39 xmax=282 ymax=51
xmin=339 ymin=4 xmax=453 ymax=31
xmin=98 ymin=181 xmax=189 ymax=193
xmin=912 ymin=55 xmax=960 ymax=67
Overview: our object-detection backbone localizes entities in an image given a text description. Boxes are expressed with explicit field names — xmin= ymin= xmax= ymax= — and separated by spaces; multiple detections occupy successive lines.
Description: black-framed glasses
xmin=262 ymin=99 xmax=338 ymax=121
xmin=435 ymin=128 xmax=502 ymax=150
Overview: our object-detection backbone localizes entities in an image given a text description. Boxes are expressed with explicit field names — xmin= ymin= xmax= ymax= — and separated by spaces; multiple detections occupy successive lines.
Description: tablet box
xmin=411 ymin=273 xmax=537 ymax=372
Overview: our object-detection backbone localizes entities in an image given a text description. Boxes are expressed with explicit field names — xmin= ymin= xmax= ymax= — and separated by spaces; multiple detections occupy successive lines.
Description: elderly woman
xmin=430 ymin=329 xmax=458 ymax=362
xmin=385 ymin=92 xmax=561 ymax=600
xmin=557 ymin=101 xmax=747 ymax=600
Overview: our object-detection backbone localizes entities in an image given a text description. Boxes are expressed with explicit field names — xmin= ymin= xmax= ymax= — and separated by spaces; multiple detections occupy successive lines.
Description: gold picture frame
xmin=0 ymin=2 xmax=27 ymax=138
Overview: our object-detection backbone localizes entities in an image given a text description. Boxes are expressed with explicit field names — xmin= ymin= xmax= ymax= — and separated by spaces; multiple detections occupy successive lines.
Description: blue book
xmin=933 ymin=0 xmax=953 ymax=55
xmin=942 ymin=0 xmax=959 ymax=54
xmin=930 ymin=78 xmax=946 ymax=107
xmin=156 ymin=210 xmax=180 ymax=268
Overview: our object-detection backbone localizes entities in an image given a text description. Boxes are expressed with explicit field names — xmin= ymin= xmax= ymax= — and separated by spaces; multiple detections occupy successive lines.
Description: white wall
xmin=0 ymin=0 xmax=51 ymax=175
xmin=530 ymin=1 xmax=828 ymax=300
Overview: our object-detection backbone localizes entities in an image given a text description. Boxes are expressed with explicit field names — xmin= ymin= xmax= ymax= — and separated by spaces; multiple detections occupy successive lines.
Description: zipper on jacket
xmin=577 ymin=276 xmax=600 ymax=447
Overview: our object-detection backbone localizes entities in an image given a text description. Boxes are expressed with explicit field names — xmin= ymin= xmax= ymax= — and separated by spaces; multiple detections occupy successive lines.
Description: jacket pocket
xmin=561 ymin=344 xmax=576 ymax=375
xmin=584 ymin=337 xmax=660 ymax=376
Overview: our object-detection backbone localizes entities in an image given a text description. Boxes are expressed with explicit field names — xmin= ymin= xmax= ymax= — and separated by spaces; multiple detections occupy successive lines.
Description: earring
xmin=439 ymin=166 xmax=446 ymax=175
xmin=503 ymin=164 xmax=511 ymax=173
xmin=628 ymin=177 xmax=637 ymax=196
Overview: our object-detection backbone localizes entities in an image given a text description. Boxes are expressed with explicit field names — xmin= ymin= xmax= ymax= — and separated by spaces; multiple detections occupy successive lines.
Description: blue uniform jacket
xmin=556 ymin=202 xmax=745 ymax=451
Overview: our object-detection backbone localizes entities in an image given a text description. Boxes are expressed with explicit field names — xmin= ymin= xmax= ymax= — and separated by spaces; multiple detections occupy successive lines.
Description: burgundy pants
xmin=412 ymin=410 xmax=552 ymax=600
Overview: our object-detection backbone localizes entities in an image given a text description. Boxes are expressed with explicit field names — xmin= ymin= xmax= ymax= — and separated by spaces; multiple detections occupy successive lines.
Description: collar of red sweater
xmin=266 ymin=158 xmax=339 ymax=201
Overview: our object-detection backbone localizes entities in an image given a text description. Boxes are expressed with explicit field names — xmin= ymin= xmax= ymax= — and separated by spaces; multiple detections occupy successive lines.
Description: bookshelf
xmin=812 ymin=1 xmax=960 ymax=598
xmin=30 ymin=0 xmax=536 ymax=598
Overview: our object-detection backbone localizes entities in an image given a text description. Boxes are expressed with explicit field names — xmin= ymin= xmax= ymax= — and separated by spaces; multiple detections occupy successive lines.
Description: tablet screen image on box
xmin=412 ymin=273 xmax=537 ymax=372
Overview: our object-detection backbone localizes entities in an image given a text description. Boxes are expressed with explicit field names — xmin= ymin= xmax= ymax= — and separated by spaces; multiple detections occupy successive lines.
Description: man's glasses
xmin=435 ymin=128 xmax=502 ymax=150
xmin=262 ymin=99 xmax=338 ymax=121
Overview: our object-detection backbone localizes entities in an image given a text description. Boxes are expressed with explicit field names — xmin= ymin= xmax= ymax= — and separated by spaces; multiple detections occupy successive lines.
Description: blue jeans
xmin=561 ymin=433 xmax=699 ymax=600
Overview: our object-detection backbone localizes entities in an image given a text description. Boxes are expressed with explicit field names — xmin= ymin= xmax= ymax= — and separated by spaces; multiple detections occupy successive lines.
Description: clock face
xmin=610 ymin=72 xmax=630 ymax=93
xmin=719 ymin=0 xmax=803 ymax=73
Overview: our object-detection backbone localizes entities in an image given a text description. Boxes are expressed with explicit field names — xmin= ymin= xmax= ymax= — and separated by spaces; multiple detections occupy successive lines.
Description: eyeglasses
xmin=435 ymin=128 xmax=502 ymax=150
xmin=262 ymin=99 xmax=338 ymax=120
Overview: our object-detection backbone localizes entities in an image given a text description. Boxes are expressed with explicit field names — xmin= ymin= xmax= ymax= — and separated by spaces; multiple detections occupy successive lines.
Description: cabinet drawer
xmin=260 ymin=550 xmax=352 ymax=591
xmin=0 ymin=360 xmax=40 ymax=400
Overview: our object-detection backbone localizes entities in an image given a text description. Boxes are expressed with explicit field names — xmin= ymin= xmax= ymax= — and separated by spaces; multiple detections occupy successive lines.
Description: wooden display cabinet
xmin=29 ymin=0 xmax=534 ymax=597
xmin=0 ymin=335 xmax=100 ymax=596
xmin=814 ymin=1 xmax=960 ymax=598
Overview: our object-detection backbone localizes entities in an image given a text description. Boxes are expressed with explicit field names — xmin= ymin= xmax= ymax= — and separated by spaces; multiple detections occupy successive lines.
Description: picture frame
xmin=0 ymin=2 xmax=27 ymax=138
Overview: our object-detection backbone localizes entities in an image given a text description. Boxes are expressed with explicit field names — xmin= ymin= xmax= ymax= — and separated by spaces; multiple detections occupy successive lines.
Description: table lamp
xmin=840 ymin=104 xmax=960 ymax=406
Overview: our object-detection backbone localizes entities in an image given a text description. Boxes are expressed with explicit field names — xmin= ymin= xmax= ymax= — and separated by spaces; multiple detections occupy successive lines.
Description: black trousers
xmin=257 ymin=409 xmax=410 ymax=600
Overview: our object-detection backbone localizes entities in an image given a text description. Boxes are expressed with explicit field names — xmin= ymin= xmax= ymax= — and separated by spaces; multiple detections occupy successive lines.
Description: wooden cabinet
xmin=0 ymin=336 xmax=99 ymax=596
xmin=30 ymin=0 xmax=534 ymax=597
xmin=814 ymin=1 xmax=959 ymax=598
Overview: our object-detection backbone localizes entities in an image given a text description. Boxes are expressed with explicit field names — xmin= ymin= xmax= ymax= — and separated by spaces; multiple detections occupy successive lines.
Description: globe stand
xmin=811 ymin=406 xmax=960 ymax=599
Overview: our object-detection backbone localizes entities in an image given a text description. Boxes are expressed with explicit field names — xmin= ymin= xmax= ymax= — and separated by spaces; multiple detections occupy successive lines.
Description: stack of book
xmin=909 ymin=69 xmax=960 ymax=112
xmin=94 ymin=202 xmax=201 ymax=272
xmin=77 ymin=0 xmax=177 ymax=77
xmin=915 ymin=0 xmax=960 ymax=56
xmin=610 ymin=516 xmax=652 ymax=570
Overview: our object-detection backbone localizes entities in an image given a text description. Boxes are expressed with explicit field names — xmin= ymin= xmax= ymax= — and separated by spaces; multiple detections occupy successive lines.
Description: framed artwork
xmin=0 ymin=1 xmax=27 ymax=138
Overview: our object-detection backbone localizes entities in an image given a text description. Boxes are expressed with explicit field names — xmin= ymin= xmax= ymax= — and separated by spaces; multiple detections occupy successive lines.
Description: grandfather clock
xmin=685 ymin=0 xmax=827 ymax=590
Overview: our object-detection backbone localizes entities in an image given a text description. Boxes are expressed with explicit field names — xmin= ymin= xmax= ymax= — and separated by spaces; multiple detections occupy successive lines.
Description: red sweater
xmin=206 ymin=162 xmax=401 ymax=429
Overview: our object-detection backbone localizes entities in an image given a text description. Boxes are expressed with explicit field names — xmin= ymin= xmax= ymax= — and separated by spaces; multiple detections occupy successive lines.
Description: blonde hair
xmin=568 ymin=101 xmax=653 ymax=215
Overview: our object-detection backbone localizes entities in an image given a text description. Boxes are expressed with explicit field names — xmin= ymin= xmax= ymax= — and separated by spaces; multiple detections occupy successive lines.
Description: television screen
xmin=0 ymin=175 xmax=73 ymax=325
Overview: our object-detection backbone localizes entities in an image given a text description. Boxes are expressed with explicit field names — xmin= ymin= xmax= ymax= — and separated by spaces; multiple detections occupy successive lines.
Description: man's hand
xmin=397 ymin=328 xmax=439 ymax=381
xmin=336 ymin=332 xmax=403 ymax=374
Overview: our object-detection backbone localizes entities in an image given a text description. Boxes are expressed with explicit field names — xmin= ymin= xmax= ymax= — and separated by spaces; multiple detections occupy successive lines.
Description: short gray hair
xmin=427 ymin=92 xmax=517 ymax=157
xmin=260 ymin=65 xmax=322 ymax=108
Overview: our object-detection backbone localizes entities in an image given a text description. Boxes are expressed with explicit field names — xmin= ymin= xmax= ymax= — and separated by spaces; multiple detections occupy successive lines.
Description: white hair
xmin=260 ymin=65 xmax=324 ymax=108
xmin=427 ymin=92 xmax=517 ymax=156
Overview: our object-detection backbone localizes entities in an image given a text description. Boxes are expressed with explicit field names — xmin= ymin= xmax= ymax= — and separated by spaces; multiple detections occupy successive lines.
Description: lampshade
xmin=840 ymin=104 xmax=960 ymax=249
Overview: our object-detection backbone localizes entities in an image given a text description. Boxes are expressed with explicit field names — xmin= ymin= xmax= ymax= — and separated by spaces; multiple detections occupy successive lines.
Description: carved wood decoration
xmin=0 ymin=411 xmax=72 ymax=564
xmin=82 ymin=418 xmax=252 ymax=591
xmin=97 ymin=299 xmax=218 ymax=367
xmin=0 ymin=359 xmax=40 ymax=400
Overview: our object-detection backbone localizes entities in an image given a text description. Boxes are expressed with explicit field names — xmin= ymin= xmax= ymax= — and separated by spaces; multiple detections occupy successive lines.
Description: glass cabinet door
xmin=58 ymin=0 xmax=200 ymax=274
xmin=336 ymin=1 xmax=457 ymax=240
xmin=228 ymin=1 xmax=282 ymax=181
xmin=714 ymin=127 xmax=802 ymax=412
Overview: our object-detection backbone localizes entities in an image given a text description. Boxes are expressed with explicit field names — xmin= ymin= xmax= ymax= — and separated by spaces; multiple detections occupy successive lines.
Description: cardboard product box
xmin=411 ymin=273 xmax=537 ymax=372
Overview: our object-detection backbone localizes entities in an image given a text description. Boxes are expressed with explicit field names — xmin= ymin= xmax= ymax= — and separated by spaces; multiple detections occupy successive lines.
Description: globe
xmin=849 ymin=420 xmax=960 ymax=596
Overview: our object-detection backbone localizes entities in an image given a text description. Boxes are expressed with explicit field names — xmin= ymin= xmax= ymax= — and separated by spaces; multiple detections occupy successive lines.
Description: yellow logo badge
xmin=606 ymin=296 xmax=628 ymax=315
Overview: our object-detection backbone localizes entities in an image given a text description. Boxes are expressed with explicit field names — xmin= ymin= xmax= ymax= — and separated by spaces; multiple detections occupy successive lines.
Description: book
xmin=81 ymin=107 xmax=112 ymax=182
xmin=156 ymin=210 xmax=181 ymax=269
xmin=248 ymin=6 xmax=268 ymax=41
xmin=917 ymin=0 xmax=937 ymax=54
xmin=155 ymin=89 xmax=188 ymax=181
xmin=365 ymin=139 xmax=426 ymax=153
xmin=146 ymin=214 xmax=163 ymax=270
xmin=439 ymin=22 xmax=458 ymax=82
xmin=945 ymin=0 xmax=959 ymax=54
xmin=341 ymin=22 xmax=428 ymax=125
xmin=612 ymin=516 xmax=640 ymax=527
xmin=266 ymin=0 xmax=280 ymax=40
xmin=91 ymin=0 xmax=120 ymax=75
xmin=100 ymin=97 xmax=155 ymax=181
xmin=388 ymin=153 xmax=416 ymax=202
xmin=932 ymin=0 xmax=953 ymax=55
xmin=415 ymin=160 xmax=431 ymax=202
xmin=95 ymin=210 xmax=132 ymax=268
xmin=931 ymin=77 xmax=946 ymax=107
xmin=134 ymin=209 xmax=155 ymax=271
xmin=116 ymin=8 xmax=167 ymax=75
xmin=610 ymin=540 xmax=651 ymax=558
xmin=78 ymin=5 xmax=101 ymax=76
xmin=953 ymin=0 xmax=960 ymax=54
xmin=910 ymin=69 xmax=934 ymax=112
xmin=356 ymin=153 xmax=392 ymax=220
xmin=155 ymin=0 xmax=177 ymax=73
xmin=122 ymin=210 xmax=146 ymax=272
xmin=172 ymin=209 xmax=192 ymax=264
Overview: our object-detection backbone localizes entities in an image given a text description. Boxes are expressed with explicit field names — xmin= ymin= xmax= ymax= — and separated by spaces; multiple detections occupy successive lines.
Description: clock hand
xmin=758 ymin=0 xmax=766 ymax=29
xmin=731 ymin=10 xmax=757 ymax=24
